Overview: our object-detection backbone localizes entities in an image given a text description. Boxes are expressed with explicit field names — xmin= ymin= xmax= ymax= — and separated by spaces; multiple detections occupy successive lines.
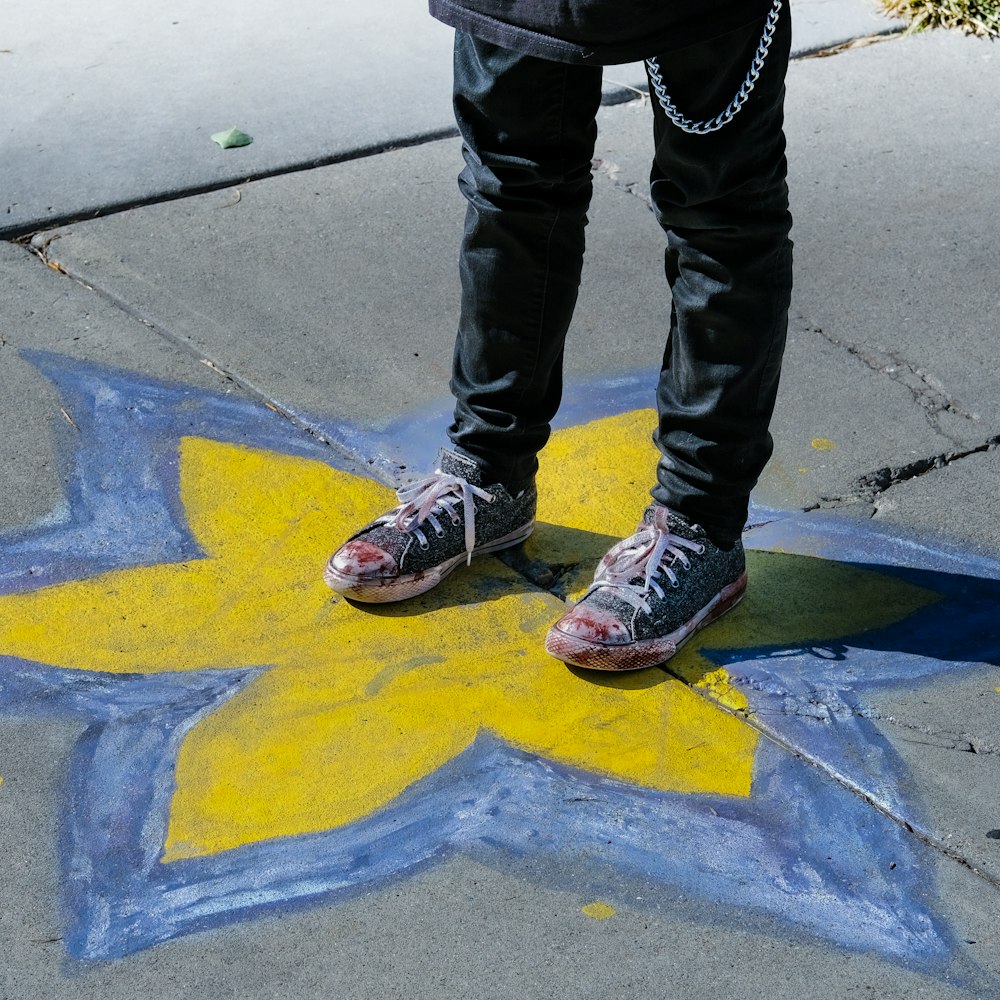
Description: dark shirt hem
xmin=429 ymin=0 xmax=775 ymax=65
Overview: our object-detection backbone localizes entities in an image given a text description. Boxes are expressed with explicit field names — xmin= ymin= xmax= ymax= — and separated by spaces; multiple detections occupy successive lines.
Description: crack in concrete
xmin=803 ymin=433 xmax=1000 ymax=512
xmin=866 ymin=710 xmax=1000 ymax=757
xmin=809 ymin=323 xmax=980 ymax=441
xmin=591 ymin=153 xmax=654 ymax=211
xmin=795 ymin=321 xmax=999 ymax=511
xmin=749 ymin=685 xmax=1000 ymax=756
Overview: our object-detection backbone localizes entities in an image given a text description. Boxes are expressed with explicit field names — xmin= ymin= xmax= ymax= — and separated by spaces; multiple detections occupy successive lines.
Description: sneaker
xmin=545 ymin=505 xmax=746 ymax=671
xmin=324 ymin=449 xmax=536 ymax=603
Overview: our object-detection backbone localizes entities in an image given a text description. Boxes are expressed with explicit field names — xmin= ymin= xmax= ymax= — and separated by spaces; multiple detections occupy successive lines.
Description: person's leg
xmin=546 ymin=9 xmax=792 ymax=670
xmin=648 ymin=8 xmax=793 ymax=545
xmin=325 ymin=35 xmax=602 ymax=603
xmin=448 ymin=32 xmax=604 ymax=491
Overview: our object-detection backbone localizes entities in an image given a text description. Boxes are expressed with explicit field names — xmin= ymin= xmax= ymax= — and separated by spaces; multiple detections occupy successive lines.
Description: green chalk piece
xmin=211 ymin=127 xmax=253 ymax=149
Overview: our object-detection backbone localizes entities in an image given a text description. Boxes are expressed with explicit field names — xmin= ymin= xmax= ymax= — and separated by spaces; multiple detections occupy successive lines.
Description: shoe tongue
xmin=642 ymin=504 xmax=704 ymax=540
xmin=436 ymin=448 xmax=486 ymax=486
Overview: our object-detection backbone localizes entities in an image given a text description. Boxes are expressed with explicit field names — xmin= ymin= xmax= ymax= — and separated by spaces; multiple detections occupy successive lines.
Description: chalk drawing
xmin=1 ymin=352 xmax=998 ymax=977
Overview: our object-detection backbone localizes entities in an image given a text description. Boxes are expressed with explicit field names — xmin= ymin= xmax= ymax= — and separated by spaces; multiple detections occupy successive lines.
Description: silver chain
xmin=645 ymin=0 xmax=783 ymax=135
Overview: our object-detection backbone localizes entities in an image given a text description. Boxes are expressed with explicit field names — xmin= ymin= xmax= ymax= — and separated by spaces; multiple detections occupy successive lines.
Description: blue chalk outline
xmin=0 ymin=659 xmax=955 ymax=965
xmin=0 ymin=352 xmax=997 ymax=979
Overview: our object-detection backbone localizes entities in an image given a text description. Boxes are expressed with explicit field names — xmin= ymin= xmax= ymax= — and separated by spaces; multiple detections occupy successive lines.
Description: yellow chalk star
xmin=0 ymin=410 xmax=936 ymax=862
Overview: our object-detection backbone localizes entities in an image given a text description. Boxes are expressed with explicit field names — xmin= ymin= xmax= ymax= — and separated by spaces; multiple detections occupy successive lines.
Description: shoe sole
xmin=323 ymin=521 xmax=536 ymax=603
xmin=544 ymin=570 xmax=748 ymax=672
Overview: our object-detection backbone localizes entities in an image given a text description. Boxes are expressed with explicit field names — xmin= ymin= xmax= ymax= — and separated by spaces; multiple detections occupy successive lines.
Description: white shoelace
xmin=382 ymin=472 xmax=494 ymax=565
xmin=587 ymin=521 xmax=705 ymax=615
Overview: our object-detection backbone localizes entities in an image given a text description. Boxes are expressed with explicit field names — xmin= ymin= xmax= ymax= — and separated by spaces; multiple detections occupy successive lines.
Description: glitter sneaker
xmin=545 ymin=504 xmax=746 ymax=671
xmin=324 ymin=449 xmax=536 ymax=602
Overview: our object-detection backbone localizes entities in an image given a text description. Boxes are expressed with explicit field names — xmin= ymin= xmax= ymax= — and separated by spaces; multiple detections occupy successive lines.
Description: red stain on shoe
xmin=557 ymin=608 xmax=628 ymax=645
xmin=572 ymin=614 xmax=614 ymax=642
xmin=332 ymin=541 xmax=396 ymax=578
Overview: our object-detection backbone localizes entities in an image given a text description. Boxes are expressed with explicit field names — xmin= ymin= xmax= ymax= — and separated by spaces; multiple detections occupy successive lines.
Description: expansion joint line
xmin=664 ymin=667 xmax=1000 ymax=893
xmin=19 ymin=239 xmax=398 ymax=488
xmin=2 ymin=127 xmax=462 ymax=243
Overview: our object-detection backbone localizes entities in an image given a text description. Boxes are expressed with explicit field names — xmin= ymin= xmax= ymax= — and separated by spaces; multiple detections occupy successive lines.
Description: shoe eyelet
xmin=696 ymin=545 xmax=706 ymax=555
xmin=671 ymin=580 xmax=680 ymax=589
xmin=434 ymin=528 xmax=445 ymax=538
xmin=418 ymin=540 xmax=430 ymax=550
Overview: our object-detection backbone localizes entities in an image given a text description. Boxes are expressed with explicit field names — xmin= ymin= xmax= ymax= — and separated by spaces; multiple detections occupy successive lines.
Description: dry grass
xmin=882 ymin=0 xmax=1000 ymax=37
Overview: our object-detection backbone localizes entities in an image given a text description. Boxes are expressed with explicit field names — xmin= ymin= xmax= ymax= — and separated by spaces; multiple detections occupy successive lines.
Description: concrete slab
xmin=0 ymin=0 xmax=456 ymax=237
xmin=593 ymin=31 xmax=1000 ymax=461
xmin=547 ymin=32 xmax=1000 ymax=528
xmin=593 ymin=30 xmax=1000 ymax=466
xmin=34 ymin=139 xmax=672 ymax=449
xmin=787 ymin=31 xmax=1000 ymax=446
xmin=2 ymin=0 xmax=902 ymax=238
xmin=608 ymin=31 xmax=1000 ymax=535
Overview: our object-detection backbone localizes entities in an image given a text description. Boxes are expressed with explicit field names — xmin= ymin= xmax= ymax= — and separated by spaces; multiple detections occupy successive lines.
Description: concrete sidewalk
xmin=2 ymin=8 xmax=999 ymax=1000
xmin=1 ymin=0 xmax=901 ymax=238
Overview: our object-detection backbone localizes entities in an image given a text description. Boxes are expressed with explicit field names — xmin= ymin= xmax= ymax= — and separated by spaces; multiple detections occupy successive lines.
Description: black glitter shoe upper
xmin=574 ymin=505 xmax=746 ymax=642
xmin=345 ymin=449 xmax=536 ymax=575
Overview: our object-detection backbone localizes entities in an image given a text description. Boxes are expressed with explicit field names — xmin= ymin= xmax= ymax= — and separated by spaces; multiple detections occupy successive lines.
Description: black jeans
xmin=448 ymin=11 xmax=793 ymax=545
